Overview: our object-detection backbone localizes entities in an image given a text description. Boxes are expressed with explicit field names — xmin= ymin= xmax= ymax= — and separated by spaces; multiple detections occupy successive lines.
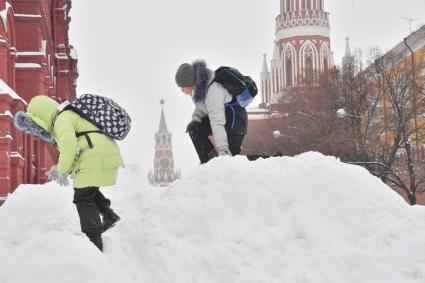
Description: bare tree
xmin=364 ymin=50 xmax=425 ymax=204
xmin=275 ymin=48 xmax=425 ymax=205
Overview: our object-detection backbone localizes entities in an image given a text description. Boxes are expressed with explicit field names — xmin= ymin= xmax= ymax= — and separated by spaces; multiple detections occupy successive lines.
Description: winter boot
xmin=101 ymin=207 xmax=121 ymax=232
xmin=76 ymin=201 xmax=103 ymax=251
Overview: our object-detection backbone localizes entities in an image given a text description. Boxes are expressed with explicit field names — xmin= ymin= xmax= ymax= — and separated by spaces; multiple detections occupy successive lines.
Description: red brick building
xmin=0 ymin=0 xmax=77 ymax=205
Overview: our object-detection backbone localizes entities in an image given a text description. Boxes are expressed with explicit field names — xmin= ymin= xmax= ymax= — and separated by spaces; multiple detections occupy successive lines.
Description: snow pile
xmin=1 ymin=152 xmax=425 ymax=283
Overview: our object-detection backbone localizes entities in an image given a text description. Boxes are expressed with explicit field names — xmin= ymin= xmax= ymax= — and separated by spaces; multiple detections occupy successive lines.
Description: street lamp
xmin=272 ymin=130 xmax=295 ymax=140
xmin=272 ymin=130 xmax=283 ymax=139
xmin=336 ymin=108 xmax=360 ymax=119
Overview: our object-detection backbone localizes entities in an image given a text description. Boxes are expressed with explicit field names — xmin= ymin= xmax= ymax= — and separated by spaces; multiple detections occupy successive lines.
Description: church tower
xmin=342 ymin=37 xmax=354 ymax=73
xmin=148 ymin=100 xmax=181 ymax=186
xmin=261 ymin=0 xmax=333 ymax=104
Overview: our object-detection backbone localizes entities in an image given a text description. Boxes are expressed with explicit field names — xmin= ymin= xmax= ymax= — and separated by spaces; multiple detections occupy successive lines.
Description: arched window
xmin=283 ymin=43 xmax=296 ymax=87
xmin=302 ymin=0 xmax=312 ymax=10
xmin=324 ymin=58 xmax=328 ymax=72
xmin=286 ymin=0 xmax=293 ymax=11
xmin=286 ymin=59 xmax=293 ymax=87
xmin=305 ymin=57 xmax=313 ymax=82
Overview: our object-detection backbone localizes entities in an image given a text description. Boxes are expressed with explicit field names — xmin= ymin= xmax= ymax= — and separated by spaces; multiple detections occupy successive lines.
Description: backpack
xmin=209 ymin=67 xmax=258 ymax=107
xmin=60 ymin=94 xmax=131 ymax=147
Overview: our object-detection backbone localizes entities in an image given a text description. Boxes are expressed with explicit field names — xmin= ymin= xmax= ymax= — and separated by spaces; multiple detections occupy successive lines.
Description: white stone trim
xmin=16 ymin=51 xmax=45 ymax=56
xmin=14 ymin=14 xmax=42 ymax=18
xmin=10 ymin=152 xmax=24 ymax=160
xmin=15 ymin=63 xmax=41 ymax=69
xmin=276 ymin=24 xmax=330 ymax=40
xmin=248 ymin=114 xmax=270 ymax=120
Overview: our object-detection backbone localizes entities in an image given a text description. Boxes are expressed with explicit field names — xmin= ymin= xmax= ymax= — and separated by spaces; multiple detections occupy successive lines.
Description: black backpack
xmin=60 ymin=94 xmax=131 ymax=147
xmin=209 ymin=67 xmax=258 ymax=107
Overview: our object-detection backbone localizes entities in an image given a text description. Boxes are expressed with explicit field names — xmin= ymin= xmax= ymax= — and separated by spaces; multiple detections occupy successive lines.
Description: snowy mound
xmin=1 ymin=152 xmax=425 ymax=283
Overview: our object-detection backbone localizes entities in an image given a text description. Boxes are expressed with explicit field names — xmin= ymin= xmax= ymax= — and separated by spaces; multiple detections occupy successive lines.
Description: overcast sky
xmin=68 ymin=0 xmax=425 ymax=177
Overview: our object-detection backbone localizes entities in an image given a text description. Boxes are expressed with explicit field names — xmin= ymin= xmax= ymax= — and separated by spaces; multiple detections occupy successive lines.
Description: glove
xmin=46 ymin=165 xmax=60 ymax=181
xmin=46 ymin=165 xmax=69 ymax=187
xmin=56 ymin=173 xmax=69 ymax=187
xmin=217 ymin=147 xmax=232 ymax=156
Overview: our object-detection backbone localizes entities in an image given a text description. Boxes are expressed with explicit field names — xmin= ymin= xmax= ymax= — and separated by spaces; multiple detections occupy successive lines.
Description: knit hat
xmin=175 ymin=63 xmax=196 ymax=87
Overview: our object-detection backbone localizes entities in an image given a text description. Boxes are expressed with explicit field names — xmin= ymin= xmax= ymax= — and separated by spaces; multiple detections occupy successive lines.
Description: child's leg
xmin=187 ymin=117 xmax=216 ymax=164
xmin=94 ymin=189 xmax=121 ymax=232
xmin=73 ymin=187 xmax=103 ymax=251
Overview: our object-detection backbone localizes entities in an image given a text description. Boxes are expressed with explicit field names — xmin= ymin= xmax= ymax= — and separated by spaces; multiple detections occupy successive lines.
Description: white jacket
xmin=191 ymin=72 xmax=233 ymax=154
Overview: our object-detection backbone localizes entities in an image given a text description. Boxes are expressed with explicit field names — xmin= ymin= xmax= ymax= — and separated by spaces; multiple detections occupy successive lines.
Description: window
xmin=304 ymin=0 xmax=311 ymax=10
xmin=286 ymin=60 xmax=293 ymax=87
xmin=317 ymin=0 xmax=322 ymax=10
xmin=305 ymin=57 xmax=313 ymax=82
xmin=421 ymin=59 xmax=425 ymax=90
xmin=286 ymin=0 xmax=292 ymax=11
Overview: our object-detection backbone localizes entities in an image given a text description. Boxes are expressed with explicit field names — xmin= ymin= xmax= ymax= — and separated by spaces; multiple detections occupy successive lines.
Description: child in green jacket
xmin=14 ymin=95 xmax=124 ymax=252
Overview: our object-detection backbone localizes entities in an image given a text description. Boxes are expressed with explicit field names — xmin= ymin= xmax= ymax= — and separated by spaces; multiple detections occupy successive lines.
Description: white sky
xmin=68 ymin=0 xmax=425 ymax=177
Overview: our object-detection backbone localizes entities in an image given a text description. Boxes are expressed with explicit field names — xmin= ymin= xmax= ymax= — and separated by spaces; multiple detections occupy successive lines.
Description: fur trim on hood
xmin=193 ymin=60 xmax=212 ymax=103
xmin=13 ymin=111 xmax=54 ymax=144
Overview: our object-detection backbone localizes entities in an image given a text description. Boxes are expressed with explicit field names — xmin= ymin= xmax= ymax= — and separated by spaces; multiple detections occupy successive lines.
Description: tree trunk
xmin=407 ymin=190 xmax=417 ymax=205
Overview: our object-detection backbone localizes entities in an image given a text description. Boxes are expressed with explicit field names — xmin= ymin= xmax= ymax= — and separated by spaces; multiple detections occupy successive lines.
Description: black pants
xmin=73 ymin=187 xmax=111 ymax=214
xmin=187 ymin=117 xmax=245 ymax=164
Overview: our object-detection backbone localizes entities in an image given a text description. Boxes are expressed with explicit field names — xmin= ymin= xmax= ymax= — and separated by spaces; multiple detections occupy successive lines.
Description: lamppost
xmin=336 ymin=108 xmax=360 ymax=119
xmin=272 ymin=130 xmax=296 ymax=141
xmin=336 ymin=108 xmax=367 ymax=160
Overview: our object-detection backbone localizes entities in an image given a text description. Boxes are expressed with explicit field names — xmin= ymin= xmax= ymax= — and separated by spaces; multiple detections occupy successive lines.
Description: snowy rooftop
xmin=1 ymin=152 xmax=424 ymax=282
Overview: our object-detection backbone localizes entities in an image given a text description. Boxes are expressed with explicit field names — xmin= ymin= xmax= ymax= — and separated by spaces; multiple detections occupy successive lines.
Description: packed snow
xmin=1 ymin=152 xmax=425 ymax=283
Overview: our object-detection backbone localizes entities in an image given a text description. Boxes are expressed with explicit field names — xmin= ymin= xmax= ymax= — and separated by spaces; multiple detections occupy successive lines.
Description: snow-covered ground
xmin=1 ymin=152 xmax=425 ymax=283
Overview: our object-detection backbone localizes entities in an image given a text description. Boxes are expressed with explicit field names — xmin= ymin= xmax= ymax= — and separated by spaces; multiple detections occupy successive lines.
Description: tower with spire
xmin=148 ymin=100 xmax=181 ymax=186
xmin=342 ymin=37 xmax=354 ymax=73
xmin=261 ymin=0 xmax=334 ymax=105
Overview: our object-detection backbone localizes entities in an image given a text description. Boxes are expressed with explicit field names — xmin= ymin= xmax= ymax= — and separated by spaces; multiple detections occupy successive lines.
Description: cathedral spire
xmin=342 ymin=36 xmax=354 ymax=70
xmin=158 ymin=99 xmax=168 ymax=133
xmin=344 ymin=37 xmax=351 ymax=58
xmin=262 ymin=53 xmax=269 ymax=73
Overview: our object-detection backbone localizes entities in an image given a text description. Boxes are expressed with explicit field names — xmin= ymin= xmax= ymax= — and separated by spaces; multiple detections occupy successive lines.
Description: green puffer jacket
xmin=26 ymin=95 xmax=124 ymax=189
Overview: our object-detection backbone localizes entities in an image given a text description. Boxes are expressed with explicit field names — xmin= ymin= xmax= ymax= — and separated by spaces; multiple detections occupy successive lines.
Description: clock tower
xmin=148 ymin=100 xmax=181 ymax=186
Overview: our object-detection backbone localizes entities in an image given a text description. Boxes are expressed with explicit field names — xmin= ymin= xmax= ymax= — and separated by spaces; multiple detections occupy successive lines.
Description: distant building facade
xmin=0 ymin=0 xmax=77 ymax=205
xmin=367 ymin=25 xmax=425 ymax=204
xmin=148 ymin=100 xmax=181 ymax=187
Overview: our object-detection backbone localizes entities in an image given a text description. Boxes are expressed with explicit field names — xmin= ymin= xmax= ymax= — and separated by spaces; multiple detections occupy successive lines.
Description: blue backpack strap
xmin=224 ymin=103 xmax=236 ymax=129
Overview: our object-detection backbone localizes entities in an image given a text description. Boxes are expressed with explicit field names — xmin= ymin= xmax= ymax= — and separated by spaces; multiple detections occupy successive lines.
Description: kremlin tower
xmin=148 ymin=100 xmax=181 ymax=187
xmin=243 ymin=0 xmax=334 ymax=155
xmin=261 ymin=0 xmax=333 ymax=105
